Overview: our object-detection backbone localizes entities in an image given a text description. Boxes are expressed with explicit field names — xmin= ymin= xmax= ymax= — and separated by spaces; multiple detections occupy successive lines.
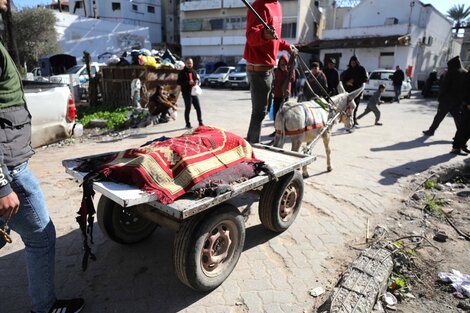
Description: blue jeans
xmin=394 ymin=85 xmax=401 ymax=101
xmin=1 ymin=162 xmax=56 ymax=313
xmin=247 ymin=70 xmax=273 ymax=143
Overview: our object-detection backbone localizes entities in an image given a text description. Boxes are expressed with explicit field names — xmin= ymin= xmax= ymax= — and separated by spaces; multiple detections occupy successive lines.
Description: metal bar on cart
xmin=241 ymin=0 xmax=278 ymax=39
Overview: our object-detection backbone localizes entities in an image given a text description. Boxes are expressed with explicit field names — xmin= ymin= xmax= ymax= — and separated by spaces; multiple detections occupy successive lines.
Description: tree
xmin=1 ymin=0 xmax=20 ymax=69
xmin=12 ymin=7 xmax=62 ymax=70
xmin=447 ymin=4 xmax=470 ymax=37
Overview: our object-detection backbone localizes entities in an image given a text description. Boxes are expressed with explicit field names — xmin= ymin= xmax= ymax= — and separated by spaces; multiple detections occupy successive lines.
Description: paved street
xmin=0 ymin=88 xmax=467 ymax=313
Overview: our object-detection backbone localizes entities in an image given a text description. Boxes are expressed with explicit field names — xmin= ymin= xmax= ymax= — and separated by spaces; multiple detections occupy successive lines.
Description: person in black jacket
xmin=423 ymin=56 xmax=466 ymax=136
xmin=451 ymin=69 xmax=470 ymax=155
xmin=177 ymin=58 xmax=203 ymax=129
xmin=341 ymin=55 xmax=368 ymax=126
xmin=0 ymin=1 xmax=85 ymax=312
xmin=391 ymin=65 xmax=405 ymax=103
xmin=323 ymin=58 xmax=340 ymax=96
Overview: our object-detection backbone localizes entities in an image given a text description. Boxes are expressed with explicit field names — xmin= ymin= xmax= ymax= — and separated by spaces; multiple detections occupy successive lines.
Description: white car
xmin=206 ymin=66 xmax=236 ymax=88
xmin=363 ymin=69 xmax=412 ymax=100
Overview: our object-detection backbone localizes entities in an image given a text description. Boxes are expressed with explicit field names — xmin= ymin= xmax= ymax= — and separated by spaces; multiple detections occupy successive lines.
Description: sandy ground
xmin=1 ymin=88 xmax=469 ymax=313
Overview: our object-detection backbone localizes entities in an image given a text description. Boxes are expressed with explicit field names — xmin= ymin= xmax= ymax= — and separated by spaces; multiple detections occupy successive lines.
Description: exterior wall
xmin=461 ymin=30 xmax=470 ymax=69
xmin=179 ymin=0 xmax=320 ymax=65
xmin=318 ymin=0 xmax=456 ymax=87
xmin=161 ymin=0 xmax=180 ymax=48
xmin=68 ymin=0 xmax=162 ymax=44
xmin=54 ymin=12 xmax=151 ymax=60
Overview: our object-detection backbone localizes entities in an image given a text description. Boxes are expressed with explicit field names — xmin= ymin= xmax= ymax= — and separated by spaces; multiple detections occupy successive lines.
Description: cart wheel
xmin=97 ymin=196 xmax=157 ymax=244
xmin=259 ymin=170 xmax=304 ymax=232
xmin=173 ymin=204 xmax=245 ymax=292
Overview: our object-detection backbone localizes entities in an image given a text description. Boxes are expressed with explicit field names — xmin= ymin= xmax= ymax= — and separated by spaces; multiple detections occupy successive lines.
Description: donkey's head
xmin=331 ymin=82 xmax=364 ymax=128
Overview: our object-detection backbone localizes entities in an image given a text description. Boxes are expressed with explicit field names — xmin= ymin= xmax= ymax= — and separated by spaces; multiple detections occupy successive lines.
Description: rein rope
xmin=0 ymin=212 xmax=12 ymax=244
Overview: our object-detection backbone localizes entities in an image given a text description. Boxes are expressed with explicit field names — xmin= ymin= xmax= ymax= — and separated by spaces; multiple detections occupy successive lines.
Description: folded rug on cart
xmin=87 ymin=126 xmax=264 ymax=204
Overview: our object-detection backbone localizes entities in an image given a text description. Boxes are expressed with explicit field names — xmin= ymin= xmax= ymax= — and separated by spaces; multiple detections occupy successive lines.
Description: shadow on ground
xmin=371 ymin=135 xmax=452 ymax=152
xmin=379 ymin=153 xmax=458 ymax=185
xmin=0 ymin=194 xmax=280 ymax=313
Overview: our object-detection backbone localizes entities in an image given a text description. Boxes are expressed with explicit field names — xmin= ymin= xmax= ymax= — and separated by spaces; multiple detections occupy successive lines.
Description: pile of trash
xmin=99 ymin=48 xmax=185 ymax=70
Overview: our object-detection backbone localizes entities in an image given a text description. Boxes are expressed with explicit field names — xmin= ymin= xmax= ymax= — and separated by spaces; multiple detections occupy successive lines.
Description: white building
xmin=54 ymin=11 xmax=151 ymax=60
xmin=67 ymin=0 xmax=162 ymax=44
xmin=179 ymin=0 xmax=322 ymax=66
xmin=303 ymin=0 xmax=461 ymax=87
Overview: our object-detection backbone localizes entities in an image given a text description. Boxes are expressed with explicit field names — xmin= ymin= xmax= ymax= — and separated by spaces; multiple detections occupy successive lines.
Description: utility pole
xmin=1 ymin=0 xmax=20 ymax=69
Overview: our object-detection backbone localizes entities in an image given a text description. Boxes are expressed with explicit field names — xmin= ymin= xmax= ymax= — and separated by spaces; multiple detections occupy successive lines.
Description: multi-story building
xmin=161 ymin=0 xmax=181 ymax=52
xmin=179 ymin=0 xmax=322 ymax=67
xmin=461 ymin=27 xmax=470 ymax=69
xmin=67 ymin=0 xmax=163 ymax=44
xmin=301 ymin=0 xmax=461 ymax=87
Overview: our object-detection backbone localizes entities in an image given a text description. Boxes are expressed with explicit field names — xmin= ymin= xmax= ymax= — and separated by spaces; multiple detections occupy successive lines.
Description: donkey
xmin=273 ymin=84 xmax=364 ymax=177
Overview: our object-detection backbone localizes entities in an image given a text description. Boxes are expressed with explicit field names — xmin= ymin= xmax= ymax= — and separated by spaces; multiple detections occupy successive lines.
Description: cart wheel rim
xmin=279 ymin=184 xmax=298 ymax=221
xmin=200 ymin=220 xmax=239 ymax=276
xmin=118 ymin=205 xmax=152 ymax=234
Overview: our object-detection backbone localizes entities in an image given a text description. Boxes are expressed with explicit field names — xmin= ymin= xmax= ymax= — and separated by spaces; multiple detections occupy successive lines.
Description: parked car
xmin=197 ymin=68 xmax=208 ymax=86
xmin=363 ymin=69 xmax=412 ymax=100
xmin=23 ymin=80 xmax=83 ymax=148
xmin=228 ymin=59 xmax=249 ymax=89
xmin=206 ymin=66 xmax=236 ymax=88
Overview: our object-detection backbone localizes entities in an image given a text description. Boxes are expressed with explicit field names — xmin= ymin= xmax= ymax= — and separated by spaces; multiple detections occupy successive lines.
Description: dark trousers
xmin=353 ymin=96 xmax=361 ymax=124
xmin=182 ymin=93 xmax=202 ymax=126
xmin=453 ymin=106 xmax=470 ymax=149
xmin=427 ymin=103 xmax=461 ymax=133
xmin=273 ymin=96 xmax=287 ymax=122
xmin=357 ymin=104 xmax=381 ymax=123
xmin=246 ymin=70 xmax=273 ymax=143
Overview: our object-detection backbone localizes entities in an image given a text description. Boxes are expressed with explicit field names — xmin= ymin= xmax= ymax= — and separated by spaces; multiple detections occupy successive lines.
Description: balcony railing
xmin=180 ymin=0 xmax=222 ymax=12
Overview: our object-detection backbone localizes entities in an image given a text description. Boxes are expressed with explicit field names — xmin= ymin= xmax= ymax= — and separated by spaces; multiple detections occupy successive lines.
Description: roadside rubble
xmin=317 ymin=163 xmax=470 ymax=313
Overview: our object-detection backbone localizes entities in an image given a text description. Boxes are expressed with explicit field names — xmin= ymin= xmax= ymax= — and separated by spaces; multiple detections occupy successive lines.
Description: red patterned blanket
xmin=97 ymin=126 xmax=260 ymax=204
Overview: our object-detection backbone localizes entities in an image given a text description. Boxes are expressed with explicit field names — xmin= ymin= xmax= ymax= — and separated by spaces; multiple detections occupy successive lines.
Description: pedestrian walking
xmin=391 ymin=65 xmax=405 ymax=103
xmin=243 ymin=0 xmax=297 ymax=144
xmin=302 ymin=62 xmax=328 ymax=101
xmin=272 ymin=55 xmax=296 ymax=121
xmin=451 ymin=70 xmax=470 ymax=155
xmin=357 ymin=84 xmax=385 ymax=126
xmin=0 ymin=1 xmax=85 ymax=312
xmin=177 ymin=58 xmax=203 ymax=129
xmin=341 ymin=55 xmax=368 ymax=127
xmin=323 ymin=58 xmax=340 ymax=96
xmin=422 ymin=56 xmax=466 ymax=136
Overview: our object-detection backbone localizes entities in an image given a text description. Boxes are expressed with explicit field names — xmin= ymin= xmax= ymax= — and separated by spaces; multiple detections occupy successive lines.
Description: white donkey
xmin=273 ymin=83 xmax=364 ymax=177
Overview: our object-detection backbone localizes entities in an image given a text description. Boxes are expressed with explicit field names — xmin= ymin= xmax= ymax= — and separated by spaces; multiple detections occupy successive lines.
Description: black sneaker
xmin=48 ymin=298 xmax=84 ymax=313
xmin=422 ymin=130 xmax=434 ymax=136
xmin=185 ymin=124 xmax=192 ymax=129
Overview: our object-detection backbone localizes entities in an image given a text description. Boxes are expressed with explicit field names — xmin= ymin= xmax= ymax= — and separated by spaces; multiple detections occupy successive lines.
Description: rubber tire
xmin=259 ymin=170 xmax=304 ymax=232
xmin=173 ymin=204 xmax=245 ymax=292
xmin=97 ymin=196 xmax=157 ymax=244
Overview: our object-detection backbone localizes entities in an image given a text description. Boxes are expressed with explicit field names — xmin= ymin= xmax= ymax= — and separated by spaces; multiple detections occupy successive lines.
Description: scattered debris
xmin=433 ymin=230 xmax=448 ymax=242
xmin=309 ymin=286 xmax=326 ymax=297
xmin=438 ymin=270 xmax=470 ymax=297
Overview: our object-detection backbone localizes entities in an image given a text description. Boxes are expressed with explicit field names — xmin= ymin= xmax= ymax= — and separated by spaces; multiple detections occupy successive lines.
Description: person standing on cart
xmin=0 ymin=1 xmax=84 ymax=312
xmin=177 ymin=58 xmax=203 ymax=129
xmin=243 ymin=0 xmax=297 ymax=144
xmin=341 ymin=55 xmax=368 ymax=127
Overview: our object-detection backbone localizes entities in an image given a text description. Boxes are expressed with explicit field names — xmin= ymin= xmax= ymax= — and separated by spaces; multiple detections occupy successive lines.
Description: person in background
xmin=391 ymin=65 xmax=405 ymax=103
xmin=271 ymin=54 xmax=295 ymax=122
xmin=341 ymin=55 xmax=368 ymax=127
xmin=148 ymin=85 xmax=178 ymax=124
xmin=177 ymin=58 xmax=203 ymax=129
xmin=357 ymin=84 xmax=385 ymax=126
xmin=301 ymin=62 xmax=328 ymax=101
xmin=422 ymin=56 xmax=466 ymax=137
xmin=244 ymin=0 xmax=297 ymax=144
xmin=450 ymin=69 xmax=470 ymax=155
xmin=323 ymin=58 xmax=340 ymax=96
xmin=0 ymin=0 xmax=85 ymax=312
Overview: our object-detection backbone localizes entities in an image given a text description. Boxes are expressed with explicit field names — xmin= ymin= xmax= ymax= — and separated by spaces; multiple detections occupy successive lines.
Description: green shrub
xmin=78 ymin=105 xmax=131 ymax=130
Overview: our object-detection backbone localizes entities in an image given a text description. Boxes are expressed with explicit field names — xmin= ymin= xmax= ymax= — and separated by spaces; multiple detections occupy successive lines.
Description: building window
xmin=281 ymin=23 xmax=297 ymax=39
xmin=225 ymin=17 xmax=246 ymax=30
xmin=132 ymin=4 xmax=138 ymax=11
xmin=147 ymin=5 xmax=155 ymax=13
xmin=111 ymin=2 xmax=120 ymax=11
xmin=210 ymin=19 xmax=224 ymax=30
xmin=75 ymin=1 xmax=83 ymax=8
